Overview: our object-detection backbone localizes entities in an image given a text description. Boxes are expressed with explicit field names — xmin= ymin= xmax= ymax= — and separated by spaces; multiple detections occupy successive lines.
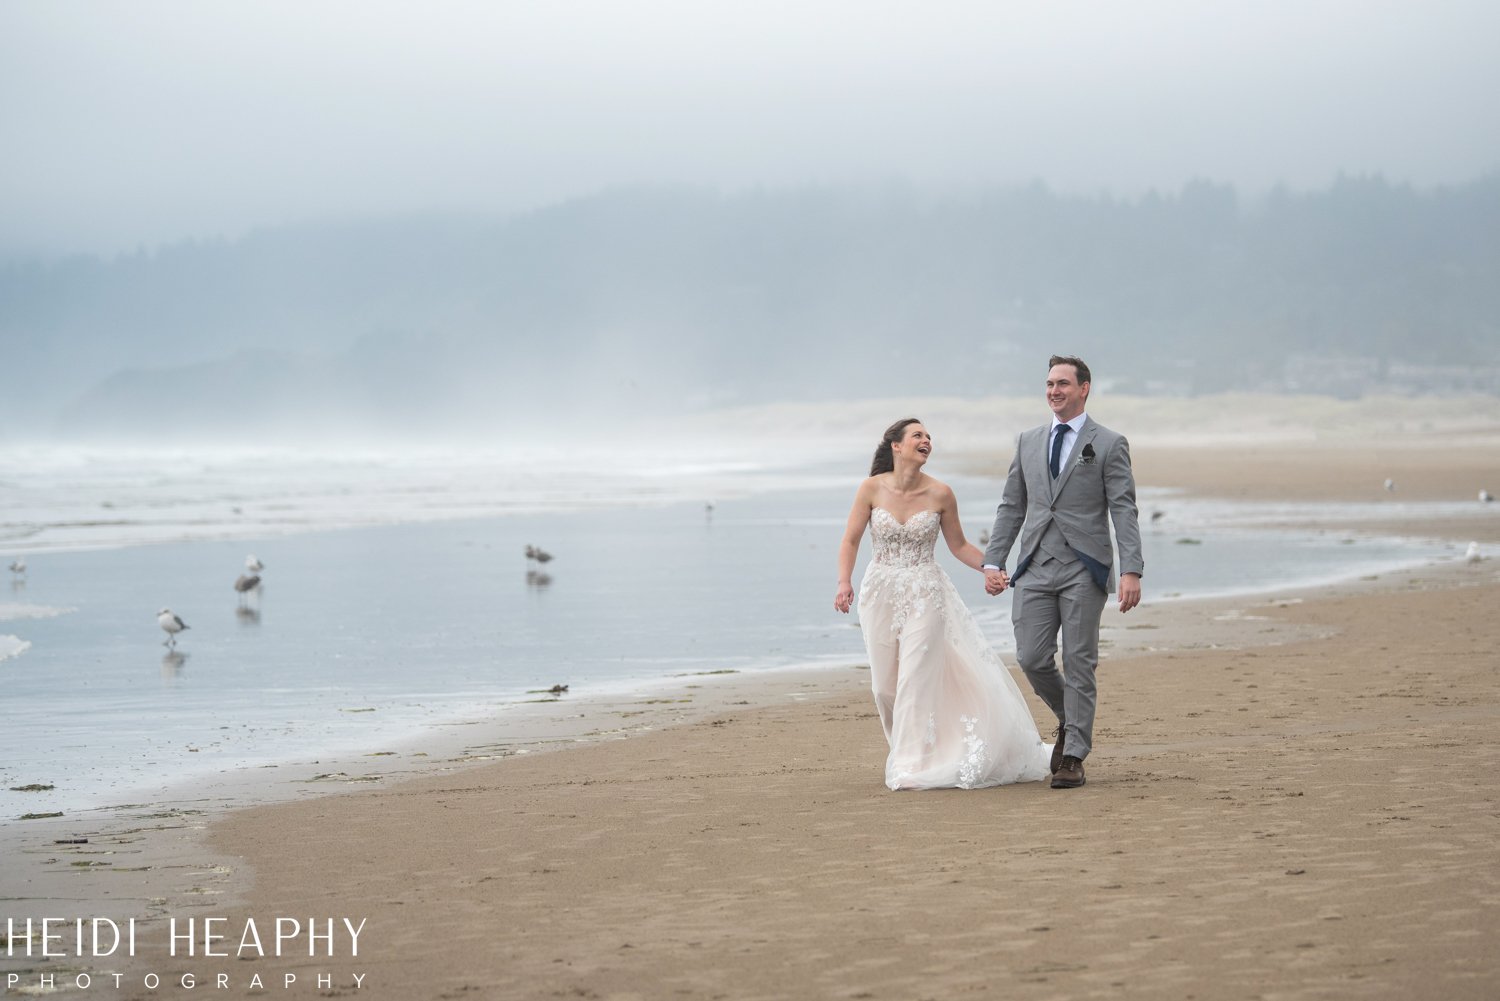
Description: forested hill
xmin=3 ymin=174 xmax=1496 ymax=442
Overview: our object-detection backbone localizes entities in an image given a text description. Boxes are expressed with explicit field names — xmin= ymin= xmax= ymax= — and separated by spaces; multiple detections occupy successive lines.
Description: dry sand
xmin=7 ymin=432 xmax=1500 ymax=1000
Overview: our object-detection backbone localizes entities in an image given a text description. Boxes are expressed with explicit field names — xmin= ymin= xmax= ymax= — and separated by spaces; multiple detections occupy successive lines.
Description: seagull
xmin=1481 ymin=490 xmax=1494 ymax=503
xmin=245 ymin=555 xmax=264 ymax=573
xmin=532 ymin=547 xmax=554 ymax=564
xmin=7 ymin=559 xmax=24 ymax=577
xmin=1384 ymin=479 xmax=1396 ymax=493
xmin=977 ymin=529 xmax=990 ymax=546
xmin=1150 ymin=510 xmax=1166 ymax=523
xmin=234 ymin=573 xmax=261 ymax=603
xmin=158 ymin=608 xmax=189 ymax=647
xmin=1464 ymin=542 xmax=1482 ymax=563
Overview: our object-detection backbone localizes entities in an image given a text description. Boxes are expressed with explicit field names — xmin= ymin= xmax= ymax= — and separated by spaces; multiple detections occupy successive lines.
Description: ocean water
xmin=0 ymin=450 xmax=1469 ymax=817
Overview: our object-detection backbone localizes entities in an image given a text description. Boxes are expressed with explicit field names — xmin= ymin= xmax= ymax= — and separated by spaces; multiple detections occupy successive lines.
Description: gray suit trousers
xmin=1011 ymin=556 xmax=1107 ymax=760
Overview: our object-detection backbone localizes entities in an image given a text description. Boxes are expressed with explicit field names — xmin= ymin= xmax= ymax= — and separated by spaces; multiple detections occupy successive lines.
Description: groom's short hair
xmin=1048 ymin=354 xmax=1091 ymax=386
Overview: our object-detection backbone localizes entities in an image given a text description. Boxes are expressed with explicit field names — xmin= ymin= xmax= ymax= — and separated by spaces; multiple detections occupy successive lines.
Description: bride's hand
xmin=834 ymin=583 xmax=854 ymax=614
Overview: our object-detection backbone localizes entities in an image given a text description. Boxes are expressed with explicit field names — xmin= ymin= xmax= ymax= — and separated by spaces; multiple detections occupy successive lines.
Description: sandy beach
xmin=5 ymin=420 xmax=1499 ymax=1000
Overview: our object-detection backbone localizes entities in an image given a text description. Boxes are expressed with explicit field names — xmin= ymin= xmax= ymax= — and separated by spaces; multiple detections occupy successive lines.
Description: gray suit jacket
xmin=983 ymin=417 xmax=1144 ymax=594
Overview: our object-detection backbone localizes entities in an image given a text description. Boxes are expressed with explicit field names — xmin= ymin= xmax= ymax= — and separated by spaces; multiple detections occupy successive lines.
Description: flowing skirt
xmin=858 ymin=562 xmax=1051 ymax=790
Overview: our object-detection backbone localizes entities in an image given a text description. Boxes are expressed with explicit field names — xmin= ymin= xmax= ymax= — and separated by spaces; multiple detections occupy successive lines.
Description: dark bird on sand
xmin=235 ymin=573 xmax=261 ymax=602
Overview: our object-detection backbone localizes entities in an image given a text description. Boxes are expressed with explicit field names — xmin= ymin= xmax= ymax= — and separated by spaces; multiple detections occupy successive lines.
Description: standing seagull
xmin=234 ymin=573 xmax=262 ymax=604
xmin=7 ymin=558 xmax=24 ymax=577
xmin=157 ymin=608 xmax=190 ymax=648
xmin=1481 ymin=490 xmax=1494 ymax=503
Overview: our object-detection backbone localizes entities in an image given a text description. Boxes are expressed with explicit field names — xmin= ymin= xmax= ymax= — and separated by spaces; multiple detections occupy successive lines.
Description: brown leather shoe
xmin=1051 ymin=755 xmax=1086 ymax=789
xmin=1050 ymin=724 xmax=1066 ymax=774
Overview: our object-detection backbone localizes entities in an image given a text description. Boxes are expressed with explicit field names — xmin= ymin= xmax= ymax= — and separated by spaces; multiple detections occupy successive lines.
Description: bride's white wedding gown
xmin=858 ymin=508 xmax=1051 ymax=790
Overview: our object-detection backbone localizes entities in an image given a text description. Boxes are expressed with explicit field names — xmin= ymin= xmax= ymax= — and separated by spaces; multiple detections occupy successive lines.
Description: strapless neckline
xmin=873 ymin=507 xmax=939 ymax=528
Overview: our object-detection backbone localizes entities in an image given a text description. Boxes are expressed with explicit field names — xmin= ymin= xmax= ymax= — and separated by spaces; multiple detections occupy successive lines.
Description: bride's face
xmin=894 ymin=424 xmax=932 ymax=466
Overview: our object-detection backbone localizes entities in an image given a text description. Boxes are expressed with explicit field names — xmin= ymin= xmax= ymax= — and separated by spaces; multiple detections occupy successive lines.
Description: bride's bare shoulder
xmin=921 ymin=474 xmax=955 ymax=496
xmin=923 ymin=477 xmax=960 ymax=512
xmin=854 ymin=474 xmax=888 ymax=505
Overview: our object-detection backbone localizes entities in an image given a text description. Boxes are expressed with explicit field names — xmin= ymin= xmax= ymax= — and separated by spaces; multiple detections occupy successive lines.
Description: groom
xmin=982 ymin=355 xmax=1143 ymax=789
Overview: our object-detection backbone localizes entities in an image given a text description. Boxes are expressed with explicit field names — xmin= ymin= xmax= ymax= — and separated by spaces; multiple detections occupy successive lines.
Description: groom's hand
xmin=984 ymin=568 xmax=1009 ymax=596
xmin=1118 ymin=573 xmax=1141 ymax=613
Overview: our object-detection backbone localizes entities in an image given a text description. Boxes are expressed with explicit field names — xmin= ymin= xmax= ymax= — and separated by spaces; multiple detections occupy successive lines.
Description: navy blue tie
xmin=1049 ymin=424 xmax=1069 ymax=479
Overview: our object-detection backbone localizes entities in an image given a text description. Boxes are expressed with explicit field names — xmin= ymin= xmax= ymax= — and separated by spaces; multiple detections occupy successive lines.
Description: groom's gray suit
xmin=983 ymin=415 xmax=1143 ymax=761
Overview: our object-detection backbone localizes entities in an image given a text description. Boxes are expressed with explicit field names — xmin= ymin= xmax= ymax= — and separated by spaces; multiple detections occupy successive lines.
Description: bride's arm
xmin=835 ymin=481 xmax=875 ymax=613
xmin=938 ymin=485 xmax=987 ymax=572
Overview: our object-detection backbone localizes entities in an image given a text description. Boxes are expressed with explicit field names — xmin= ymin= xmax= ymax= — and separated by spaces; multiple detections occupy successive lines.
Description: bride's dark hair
xmin=870 ymin=418 xmax=923 ymax=476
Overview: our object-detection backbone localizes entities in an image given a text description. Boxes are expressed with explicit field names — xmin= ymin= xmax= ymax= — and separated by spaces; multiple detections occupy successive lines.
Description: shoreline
xmin=2 ymin=509 xmax=1470 ymax=820
xmin=4 ymin=477 xmax=1475 ymax=823
xmin=4 ymin=432 xmax=1498 ymax=998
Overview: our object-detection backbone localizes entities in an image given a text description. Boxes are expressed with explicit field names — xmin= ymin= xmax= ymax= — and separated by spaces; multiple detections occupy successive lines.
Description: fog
xmin=3 ymin=1 xmax=1498 ymax=255
xmin=1 ymin=2 xmax=1498 ymax=444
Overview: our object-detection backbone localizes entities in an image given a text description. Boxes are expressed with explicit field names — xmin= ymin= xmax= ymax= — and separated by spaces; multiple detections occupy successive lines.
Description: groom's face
xmin=1046 ymin=364 xmax=1089 ymax=422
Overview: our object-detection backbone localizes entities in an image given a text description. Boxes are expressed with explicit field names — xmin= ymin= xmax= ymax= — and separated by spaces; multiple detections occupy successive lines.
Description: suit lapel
xmin=1052 ymin=418 xmax=1096 ymax=498
xmin=1029 ymin=425 xmax=1055 ymax=503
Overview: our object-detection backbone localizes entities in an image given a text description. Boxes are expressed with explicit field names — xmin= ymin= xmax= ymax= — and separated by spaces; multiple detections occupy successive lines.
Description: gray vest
xmin=1036 ymin=518 xmax=1079 ymax=565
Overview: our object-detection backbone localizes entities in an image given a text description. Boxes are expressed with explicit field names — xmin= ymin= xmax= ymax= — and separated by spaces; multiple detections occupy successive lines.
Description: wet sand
xmin=6 ymin=431 xmax=1500 ymax=1000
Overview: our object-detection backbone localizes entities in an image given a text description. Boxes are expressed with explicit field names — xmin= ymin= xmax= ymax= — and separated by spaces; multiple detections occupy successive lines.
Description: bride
xmin=834 ymin=418 xmax=1051 ymax=790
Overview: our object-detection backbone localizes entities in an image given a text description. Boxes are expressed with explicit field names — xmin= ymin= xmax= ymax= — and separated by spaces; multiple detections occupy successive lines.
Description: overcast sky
xmin=2 ymin=0 xmax=1497 ymax=256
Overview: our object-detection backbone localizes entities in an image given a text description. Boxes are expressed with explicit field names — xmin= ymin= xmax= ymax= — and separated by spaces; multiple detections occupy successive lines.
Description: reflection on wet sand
xmin=161 ymin=649 xmax=188 ymax=678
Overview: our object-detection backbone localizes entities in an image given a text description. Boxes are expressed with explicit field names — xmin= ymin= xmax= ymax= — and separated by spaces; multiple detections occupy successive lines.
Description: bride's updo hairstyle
xmin=870 ymin=418 xmax=923 ymax=476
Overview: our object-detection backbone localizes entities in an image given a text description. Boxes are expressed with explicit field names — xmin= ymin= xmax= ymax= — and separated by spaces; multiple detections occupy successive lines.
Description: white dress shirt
xmin=1050 ymin=412 xmax=1087 ymax=472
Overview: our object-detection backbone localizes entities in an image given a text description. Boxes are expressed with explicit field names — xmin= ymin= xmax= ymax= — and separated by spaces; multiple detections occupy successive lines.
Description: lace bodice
xmin=860 ymin=508 xmax=946 ymax=635
xmin=867 ymin=508 xmax=940 ymax=569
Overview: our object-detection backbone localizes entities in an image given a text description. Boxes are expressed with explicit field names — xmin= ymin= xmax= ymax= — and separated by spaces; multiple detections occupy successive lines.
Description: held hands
xmin=1118 ymin=573 xmax=1141 ymax=613
xmin=984 ymin=568 xmax=1010 ymax=596
xmin=834 ymin=582 xmax=854 ymax=614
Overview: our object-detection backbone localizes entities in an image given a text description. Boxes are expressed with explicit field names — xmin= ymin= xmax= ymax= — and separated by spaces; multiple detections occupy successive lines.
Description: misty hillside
xmin=3 ymin=175 xmax=1497 ymax=442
